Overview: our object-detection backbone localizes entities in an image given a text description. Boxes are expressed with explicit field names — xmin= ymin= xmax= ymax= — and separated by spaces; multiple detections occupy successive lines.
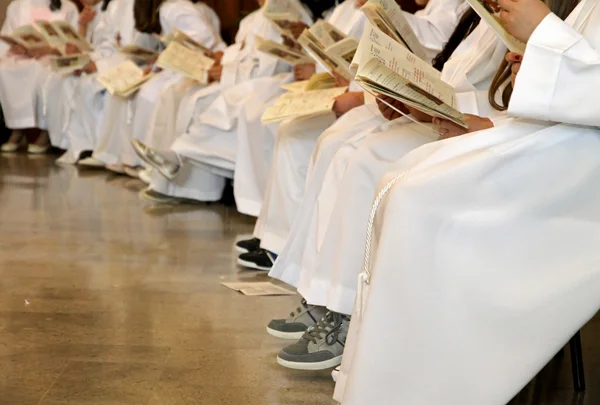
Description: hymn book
xmin=255 ymin=35 xmax=314 ymax=65
xmin=118 ymin=45 xmax=158 ymax=63
xmin=261 ymin=86 xmax=347 ymax=123
xmin=97 ymin=60 xmax=154 ymax=98
xmin=466 ymin=0 xmax=526 ymax=53
xmin=263 ymin=0 xmax=308 ymax=36
xmin=308 ymin=20 xmax=347 ymax=48
xmin=171 ymin=29 xmax=212 ymax=55
xmin=298 ymin=30 xmax=358 ymax=81
xmin=50 ymin=53 xmax=90 ymax=74
xmin=281 ymin=72 xmax=336 ymax=93
xmin=51 ymin=20 xmax=93 ymax=51
xmin=0 ymin=25 xmax=48 ymax=51
xmin=361 ymin=0 xmax=428 ymax=61
xmin=156 ymin=41 xmax=215 ymax=84
xmin=353 ymin=24 xmax=466 ymax=127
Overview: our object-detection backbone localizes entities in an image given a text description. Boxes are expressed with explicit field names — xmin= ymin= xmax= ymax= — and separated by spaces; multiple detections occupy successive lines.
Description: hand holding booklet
xmin=97 ymin=60 xmax=154 ymax=98
xmin=361 ymin=0 xmax=428 ymax=61
xmin=262 ymin=86 xmax=348 ymax=123
xmin=466 ymin=0 xmax=526 ymax=53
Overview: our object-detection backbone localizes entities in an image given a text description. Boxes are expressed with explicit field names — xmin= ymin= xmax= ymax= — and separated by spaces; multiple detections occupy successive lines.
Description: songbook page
xmin=172 ymin=28 xmax=210 ymax=55
xmin=356 ymin=58 xmax=466 ymax=127
xmin=326 ymin=37 xmax=359 ymax=75
xmin=309 ymin=20 xmax=347 ymax=48
xmin=281 ymin=80 xmax=310 ymax=93
xmin=97 ymin=60 xmax=151 ymax=97
xmin=466 ymin=0 xmax=526 ymax=53
xmin=51 ymin=53 xmax=90 ymax=74
xmin=51 ymin=21 xmax=92 ymax=51
xmin=298 ymin=31 xmax=353 ymax=81
xmin=119 ymin=45 xmax=158 ymax=63
xmin=262 ymin=86 xmax=347 ymax=123
xmin=352 ymin=23 xmax=440 ymax=81
xmin=361 ymin=0 xmax=428 ymax=61
xmin=255 ymin=35 xmax=314 ymax=65
xmin=305 ymin=72 xmax=335 ymax=90
xmin=156 ymin=41 xmax=214 ymax=84
xmin=9 ymin=25 xmax=48 ymax=50
xmin=263 ymin=0 xmax=306 ymax=35
xmin=35 ymin=20 xmax=64 ymax=48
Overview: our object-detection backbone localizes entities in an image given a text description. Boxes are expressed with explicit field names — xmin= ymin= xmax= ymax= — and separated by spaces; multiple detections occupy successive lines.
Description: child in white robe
xmin=0 ymin=0 xmax=79 ymax=153
xmin=338 ymin=0 xmax=600 ymax=403
xmin=58 ymin=0 xmax=166 ymax=165
xmin=266 ymin=10 xmax=512 ymax=372
xmin=87 ymin=0 xmax=224 ymax=174
xmin=237 ymin=0 xmax=467 ymax=271
xmin=134 ymin=0 xmax=316 ymax=201
xmin=44 ymin=0 xmax=108 ymax=157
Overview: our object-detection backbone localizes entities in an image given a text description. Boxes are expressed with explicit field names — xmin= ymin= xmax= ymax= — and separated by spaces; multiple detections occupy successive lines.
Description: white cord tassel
xmin=355 ymin=169 xmax=410 ymax=317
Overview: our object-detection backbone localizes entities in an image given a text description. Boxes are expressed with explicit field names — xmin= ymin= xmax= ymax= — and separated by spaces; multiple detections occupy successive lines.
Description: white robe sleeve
xmin=160 ymin=1 xmax=225 ymax=51
xmin=509 ymin=13 xmax=600 ymax=127
xmin=0 ymin=2 xmax=20 ymax=56
xmin=402 ymin=0 xmax=468 ymax=62
xmin=63 ymin=0 xmax=80 ymax=28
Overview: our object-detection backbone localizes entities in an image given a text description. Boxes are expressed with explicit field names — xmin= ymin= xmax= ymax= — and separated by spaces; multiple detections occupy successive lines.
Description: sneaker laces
xmin=290 ymin=299 xmax=309 ymax=318
xmin=304 ymin=312 xmax=343 ymax=344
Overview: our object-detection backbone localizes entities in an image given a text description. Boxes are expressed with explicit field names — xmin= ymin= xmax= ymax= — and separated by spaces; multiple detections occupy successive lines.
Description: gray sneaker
xmin=277 ymin=312 xmax=349 ymax=370
xmin=131 ymin=140 xmax=180 ymax=180
xmin=267 ymin=299 xmax=328 ymax=340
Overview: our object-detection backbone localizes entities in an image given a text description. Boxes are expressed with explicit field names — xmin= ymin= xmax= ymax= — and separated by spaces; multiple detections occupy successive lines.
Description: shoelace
xmin=290 ymin=299 xmax=309 ymax=318
xmin=304 ymin=312 xmax=343 ymax=345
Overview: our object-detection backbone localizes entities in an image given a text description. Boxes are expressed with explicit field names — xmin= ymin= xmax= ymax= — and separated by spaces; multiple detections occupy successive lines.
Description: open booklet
xmin=36 ymin=20 xmax=93 ymax=53
xmin=361 ymin=0 xmax=428 ymax=61
xmin=119 ymin=45 xmax=158 ymax=63
xmin=262 ymin=86 xmax=347 ymax=123
xmin=466 ymin=0 xmax=526 ymax=53
xmin=255 ymin=35 xmax=314 ymax=65
xmin=298 ymin=29 xmax=358 ymax=81
xmin=309 ymin=20 xmax=347 ymax=48
xmin=0 ymin=25 xmax=48 ymax=51
xmin=353 ymin=23 xmax=466 ymax=127
xmin=281 ymin=72 xmax=336 ymax=93
xmin=50 ymin=53 xmax=90 ymax=74
xmin=156 ymin=40 xmax=215 ymax=84
xmin=171 ymin=28 xmax=211 ymax=55
xmin=263 ymin=0 xmax=308 ymax=36
xmin=97 ymin=60 xmax=154 ymax=98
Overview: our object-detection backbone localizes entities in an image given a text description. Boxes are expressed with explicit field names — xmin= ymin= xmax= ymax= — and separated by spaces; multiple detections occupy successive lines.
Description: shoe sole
xmin=277 ymin=355 xmax=342 ymax=371
xmin=235 ymin=246 xmax=250 ymax=254
xmin=266 ymin=326 xmax=305 ymax=340
xmin=139 ymin=189 xmax=179 ymax=204
xmin=131 ymin=141 xmax=178 ymax=181
xmin=236 ymin=258 xmax=271 ymax=271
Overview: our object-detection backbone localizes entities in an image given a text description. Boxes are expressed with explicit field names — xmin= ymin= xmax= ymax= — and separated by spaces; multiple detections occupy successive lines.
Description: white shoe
xmin=78 ymin=157 xmax=105 ymax=168
xmin=123 ymin=166 xmax=142 ymax=179
xmin=106 ymin=164 xmax=126 ymax=174
xmin=332 ymin=366 xmax=340 ymax=382
xmin=138 ymin=168 xmax=152 ymax=185
xmin=27 ymin=143 xmax=50 ymax=154
xmin=131 ymin=139 xmax=180 ymax=180
xmin=1 ymin=142 xmax=20 ymax=152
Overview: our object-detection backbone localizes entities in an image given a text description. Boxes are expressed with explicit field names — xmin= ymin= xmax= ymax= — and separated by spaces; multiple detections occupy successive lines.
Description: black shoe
xmin=235 ymin=237 xmax=261 ymax=254
xmin=237 ymin=249 xmax=277 ymax=271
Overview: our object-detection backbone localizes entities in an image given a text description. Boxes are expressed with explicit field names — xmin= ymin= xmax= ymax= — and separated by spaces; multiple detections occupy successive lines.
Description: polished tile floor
xmin=0 ymin=155 xmax=337 ymax=405
xmin=2 ymin=154 xmax=600 ymax=405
